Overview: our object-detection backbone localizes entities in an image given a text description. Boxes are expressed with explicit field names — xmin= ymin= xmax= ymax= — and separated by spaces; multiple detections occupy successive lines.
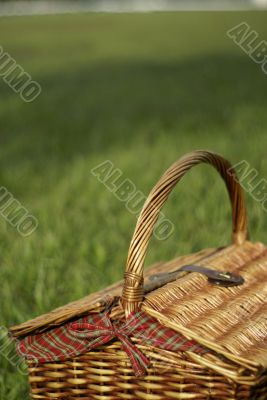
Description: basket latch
xmin=149 ymin=264 xmax=245 ymax=288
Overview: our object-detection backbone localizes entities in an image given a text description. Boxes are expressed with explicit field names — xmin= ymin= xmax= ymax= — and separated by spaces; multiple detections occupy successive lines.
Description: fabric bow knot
xmin=17 ymin=309 xmax=208 ymax=378
xmin=69 ymin=312 xmax=150 ymax=377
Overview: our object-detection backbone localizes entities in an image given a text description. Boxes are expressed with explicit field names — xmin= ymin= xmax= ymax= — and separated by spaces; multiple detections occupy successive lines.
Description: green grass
xmin=0 ymin=10 xmax=267 ymax=399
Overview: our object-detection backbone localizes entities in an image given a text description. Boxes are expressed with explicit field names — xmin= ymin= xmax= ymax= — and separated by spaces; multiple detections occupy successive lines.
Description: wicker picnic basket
xmin=10 ymin=150 xmax=267 ymax=399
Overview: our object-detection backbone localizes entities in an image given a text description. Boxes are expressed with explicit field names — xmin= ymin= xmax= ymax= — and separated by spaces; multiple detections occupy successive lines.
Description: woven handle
xmin=122 ymin=150 xmax=248 ymax=317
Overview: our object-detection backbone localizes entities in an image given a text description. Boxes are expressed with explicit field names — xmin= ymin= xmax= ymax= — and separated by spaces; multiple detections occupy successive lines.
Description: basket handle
xmin=122 ymin=150 xmax=248 ymax=317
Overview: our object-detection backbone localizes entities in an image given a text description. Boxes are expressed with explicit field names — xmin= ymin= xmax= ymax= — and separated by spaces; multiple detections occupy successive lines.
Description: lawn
xmin=0 ymin=10 xmax=267 ymax=399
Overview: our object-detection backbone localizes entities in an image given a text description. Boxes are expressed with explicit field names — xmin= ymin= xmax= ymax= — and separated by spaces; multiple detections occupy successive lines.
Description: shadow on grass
xmin=0 ymin=53 xmax=266 ymax=168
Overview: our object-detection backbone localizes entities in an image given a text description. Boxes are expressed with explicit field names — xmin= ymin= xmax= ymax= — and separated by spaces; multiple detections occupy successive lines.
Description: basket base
xmin=27 ymin=341 xmax=267 ymax=400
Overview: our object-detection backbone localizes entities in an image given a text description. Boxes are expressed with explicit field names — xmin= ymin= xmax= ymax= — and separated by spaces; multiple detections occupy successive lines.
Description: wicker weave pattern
xmin=26 ymin=344 xmax=267 ymax=400
xmin=143 ymin=241 xmax=267 ymax=369
xmin=10 ymin=151 xmax=267 ymax=399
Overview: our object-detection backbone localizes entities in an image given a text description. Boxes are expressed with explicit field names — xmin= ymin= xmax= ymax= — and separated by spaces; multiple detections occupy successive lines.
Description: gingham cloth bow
xmin=68 ymin=311 xmax=150 ymax=376
xmin=17 ymin=309 xmax=208 ymax=377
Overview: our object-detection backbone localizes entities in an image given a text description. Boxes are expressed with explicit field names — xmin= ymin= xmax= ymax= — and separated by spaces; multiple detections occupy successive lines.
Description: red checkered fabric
xmin=17 ymin=309 xmax=209 ymax=376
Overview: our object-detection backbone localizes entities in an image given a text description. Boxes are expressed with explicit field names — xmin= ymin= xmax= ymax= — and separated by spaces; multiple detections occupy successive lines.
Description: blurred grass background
xmin=0 ymin=11 xmax=267 ymax=399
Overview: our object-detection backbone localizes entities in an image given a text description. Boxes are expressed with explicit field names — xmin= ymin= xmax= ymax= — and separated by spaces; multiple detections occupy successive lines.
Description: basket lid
xmin=143 ymin=241 xmax=267 ymax=371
